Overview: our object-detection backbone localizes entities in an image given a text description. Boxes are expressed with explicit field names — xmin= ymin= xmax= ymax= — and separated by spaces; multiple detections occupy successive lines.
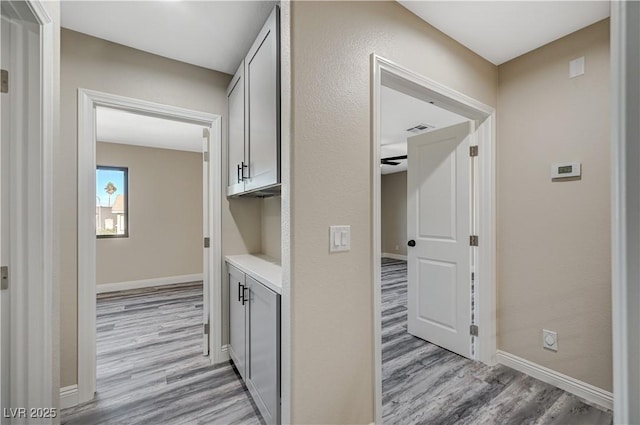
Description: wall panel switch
xmin=330 ymin=225 xmax=350 ymax=253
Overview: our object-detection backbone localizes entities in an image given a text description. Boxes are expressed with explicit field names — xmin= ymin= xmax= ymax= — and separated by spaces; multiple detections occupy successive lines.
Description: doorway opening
xmin=74 ymin=90 xmax=223 ymax=407
xmin=372 ymin=55 xmax=496 ymax=423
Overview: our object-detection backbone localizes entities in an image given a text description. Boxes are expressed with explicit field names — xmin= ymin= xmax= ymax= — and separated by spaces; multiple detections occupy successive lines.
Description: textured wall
xmin=497 ymin=19 xmax=611 ymax=391
xmin=381 ymin=171 xmax=408 ymax=256
xmin=96 ymin=143 xmax=203 ymax=284
xmin=289 ymin=2 xmax=497 ymax=422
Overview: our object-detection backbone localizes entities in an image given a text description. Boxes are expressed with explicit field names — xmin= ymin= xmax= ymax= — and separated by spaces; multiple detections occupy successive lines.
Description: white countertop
xmin=225 ymin=254 xmax=282 ymax=295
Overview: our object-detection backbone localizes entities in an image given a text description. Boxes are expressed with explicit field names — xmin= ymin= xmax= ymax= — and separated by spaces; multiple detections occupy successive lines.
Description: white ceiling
xmin=96 ymin=107 xmax=205 ymax=153
xmin=398 ymin=1 xmax=610 ymax=65
xmin=380 ymin=85 xmax=468 ymax=175
xmin=61 ymin=1 xmax=276 ymax=74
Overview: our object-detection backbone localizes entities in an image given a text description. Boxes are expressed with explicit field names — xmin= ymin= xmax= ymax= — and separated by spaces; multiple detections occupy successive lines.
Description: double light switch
xmin=330 ymin=225 xmax=351 ymax=253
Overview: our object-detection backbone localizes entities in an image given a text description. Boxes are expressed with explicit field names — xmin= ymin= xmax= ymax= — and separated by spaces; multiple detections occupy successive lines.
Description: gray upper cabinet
xmin=226 ymin=5 xmax=280 ymax=197
xmin=226 ymin=61 xmax=247 ymax=197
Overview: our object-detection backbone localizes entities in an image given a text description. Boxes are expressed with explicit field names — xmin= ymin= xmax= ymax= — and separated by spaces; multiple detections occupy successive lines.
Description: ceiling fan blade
xmin=381 ymin=155 xmax=407 ymax=162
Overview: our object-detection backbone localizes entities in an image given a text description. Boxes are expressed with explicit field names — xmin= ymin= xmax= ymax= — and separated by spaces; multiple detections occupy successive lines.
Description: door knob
xmin=408 ymin=240 xmax=416 ymax=247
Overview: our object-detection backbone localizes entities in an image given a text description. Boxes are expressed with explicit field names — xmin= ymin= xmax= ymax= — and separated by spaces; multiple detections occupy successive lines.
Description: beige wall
xmin=289 ymin=2 xmax=497 ymax=423
xmin=96 ymin=143 xmax=202 ymax=284
xmin=60 ymin=29 xmax=262 ymax=387
xmin=497 ymin=19 xmax=612 ymax=391
xmin=261 ymin=197 xmax=282 ymax=261
xmin=381 ymin=171 xmax=407 ymax=256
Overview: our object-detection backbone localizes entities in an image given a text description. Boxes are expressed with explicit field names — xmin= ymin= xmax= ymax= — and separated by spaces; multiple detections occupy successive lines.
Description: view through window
xmin=96 ymin=166 xmax=128 ymax=238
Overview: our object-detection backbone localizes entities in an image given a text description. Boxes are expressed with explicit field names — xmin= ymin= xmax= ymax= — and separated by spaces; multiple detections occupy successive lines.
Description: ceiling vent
xmin=406 ymin=123 xmax=435 ymax=134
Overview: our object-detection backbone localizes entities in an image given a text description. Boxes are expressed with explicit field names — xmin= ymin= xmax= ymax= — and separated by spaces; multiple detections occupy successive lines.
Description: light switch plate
xmin=329 ymin=225 xmax=350 ymax=253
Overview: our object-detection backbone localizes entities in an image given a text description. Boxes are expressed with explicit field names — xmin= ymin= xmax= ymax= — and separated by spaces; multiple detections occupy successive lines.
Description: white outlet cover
xmin=543 ymin=329 xmax=558 ymax=352
xmin=569 ymin=56 xmax=585 ymax=78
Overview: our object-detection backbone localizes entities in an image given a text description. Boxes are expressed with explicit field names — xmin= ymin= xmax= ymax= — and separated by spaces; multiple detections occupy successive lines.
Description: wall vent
xmin=406 ymin=123 xmax=435 ymax=134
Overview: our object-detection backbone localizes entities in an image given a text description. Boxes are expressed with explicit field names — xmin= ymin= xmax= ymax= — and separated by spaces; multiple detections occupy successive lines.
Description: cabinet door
xmin=245 ymin=6 xmax=280 ymax=192
xmin=226 ymin=60 xmax=247 ymax=196
xmin=228 ymin=264 xmax=247 ymax=379
xmin=246 ymin=276 xmax=280 ymax=425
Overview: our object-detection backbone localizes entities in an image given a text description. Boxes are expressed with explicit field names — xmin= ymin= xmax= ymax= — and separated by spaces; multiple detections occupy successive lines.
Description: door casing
xmin=371 ymin=54 xmax=496 ymax=424
xmin=76 ymin=89 xmax=223 ymax=405
xmin=0 ymin=0 xmax=55 ymax=420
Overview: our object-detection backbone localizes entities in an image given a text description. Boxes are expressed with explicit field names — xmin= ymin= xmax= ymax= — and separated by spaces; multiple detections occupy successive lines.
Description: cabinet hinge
xmin=204 ymin=323 xmax=210 ymax=335
xmin=203 ymin=151 xmax=209 ymax=162
xmin=204 ymin=237 xmax=210 ymax=248
xmin=470 ymin=324 xmax=479 ymax=336
xmin=470 ymin=145 xmax=478 ymax=157
xmin=1 ymin=70 xmax=8 ymax=94
xmin=1 ymin=266 xmax=8 ymax=290
xmin=470 ymin=235 xmax=479 ymax=246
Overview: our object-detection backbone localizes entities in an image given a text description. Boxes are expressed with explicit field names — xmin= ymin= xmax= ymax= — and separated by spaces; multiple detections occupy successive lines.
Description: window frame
xmin=96 ymin=165 xmax=129 ymax=239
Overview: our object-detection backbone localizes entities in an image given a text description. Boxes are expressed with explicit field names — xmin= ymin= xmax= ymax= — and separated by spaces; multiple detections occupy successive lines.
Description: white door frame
xmin=76 ymin=89 xmax=223 ymax=405
xmin=371 ymin=54 xmax=496 ymax=424
xmin=611 ymin=2 xmax=639 ymax=423
xmin=0 ymin=0 xmax=55 ymax=419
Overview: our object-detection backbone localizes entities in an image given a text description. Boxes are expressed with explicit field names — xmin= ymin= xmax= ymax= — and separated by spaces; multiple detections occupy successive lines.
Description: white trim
xmin=611 ymin=2 xmax=640 ymax=423
xmin=96 ymin=274 xmax=204 ymax=294
xmin=77 ymin=89 xmax=222 ymax=405
xmin=381 ymin=252 xmax=407 ymax=261
xmin=496 ymin=350 xmax=613 ymax=411
xmin=371 ymin=55 xmax=496 ymax=424
xmin=59 ymin=385 xmax=79 ymax=410
xmin=279 ymin=2 xmax=292 ymax=424
xmin=1 ymin=1 xmax=55 ymax=418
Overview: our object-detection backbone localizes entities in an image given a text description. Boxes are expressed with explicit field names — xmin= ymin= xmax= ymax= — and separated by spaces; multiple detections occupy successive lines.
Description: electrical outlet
xmin=543 ymin=329 xmax=558 ymax=352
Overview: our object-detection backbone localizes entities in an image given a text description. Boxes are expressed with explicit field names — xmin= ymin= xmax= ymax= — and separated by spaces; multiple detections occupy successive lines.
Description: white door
xmin=0 ymin=12 xmax=9 ymax=421
xmin=407 ymin=121 xmax=474 ymax=359
xmin=202 ymin=128 xmax=211 ymax=356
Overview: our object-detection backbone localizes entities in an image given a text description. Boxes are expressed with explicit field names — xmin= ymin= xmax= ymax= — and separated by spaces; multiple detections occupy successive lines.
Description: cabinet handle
xmin=238 ymin=283 xmax=244 ymax=302
xmin=237 ymin=163 xmax=242 ymax=183
xmin=242 ymin=286 xmax=249 ymax=305
xmin=238 ymin=161 xmax=248 ymax=182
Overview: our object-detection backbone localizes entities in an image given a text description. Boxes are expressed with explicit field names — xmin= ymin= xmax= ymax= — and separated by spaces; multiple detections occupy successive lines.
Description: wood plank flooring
xmin=61 ymin=282 xmax=262 ymax=425
xmin=381 ymin=257 xmax=613 ymax=425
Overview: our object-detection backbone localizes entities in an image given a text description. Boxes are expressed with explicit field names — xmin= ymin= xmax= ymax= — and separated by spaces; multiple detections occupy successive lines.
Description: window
xmin=96 ymin=166 xmax=128 ymax=238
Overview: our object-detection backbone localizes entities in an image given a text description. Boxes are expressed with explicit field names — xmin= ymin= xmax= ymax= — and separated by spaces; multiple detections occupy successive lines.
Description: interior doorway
xmin=371 ymin=55 xmax=496 ymax=423
xmin=75 ymin=90 xmax=222 ymax=406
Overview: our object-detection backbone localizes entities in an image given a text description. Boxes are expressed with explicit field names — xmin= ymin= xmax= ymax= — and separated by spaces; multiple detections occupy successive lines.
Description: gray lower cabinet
xmin=227 ymin=264 xmax=281 ymax=424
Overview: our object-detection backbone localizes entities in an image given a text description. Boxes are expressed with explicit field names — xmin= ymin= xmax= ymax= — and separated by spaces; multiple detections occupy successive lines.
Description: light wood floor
xmin=381 ymin=257 xmax=613 ymax=425
xmin=61 ymin=282 xmax=262 ymax=425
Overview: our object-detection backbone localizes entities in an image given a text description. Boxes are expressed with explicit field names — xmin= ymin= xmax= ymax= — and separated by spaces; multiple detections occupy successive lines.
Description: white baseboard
xmin=59 ymin=385 xmax=78 ymax=409
xmin=96 ymin=273 xmax=204 ymax=294
xmin=381 ymin=252 xmax=407 ymax=261
xmin=496 ymin=350 xmax=613 ymax=410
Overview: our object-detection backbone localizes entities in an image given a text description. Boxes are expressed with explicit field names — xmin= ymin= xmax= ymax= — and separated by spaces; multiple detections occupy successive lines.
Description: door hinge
xmin=204 ymin=323 xmax=210 ymax=335
xmin=470 ymin=324 xmax=479 ymax=336
xmin=204 ymin=237 xmax=210 ymax=248
xmin=203 ymin=151 xmax=209 ymax=162
xmin=202 ymin=128 xmax=210 ymax=138
xmin=1 ymin=70 xmax=8 ymax=94
xmin=470 ymin=235 xmax=479 ymax=246
xmin=470 ymin=145 xmax=478 ymax=157
xmin=1 ymin=266 xmax=7 ymax=290
xmin=471 ymin=272 xmax=475 ymax=282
